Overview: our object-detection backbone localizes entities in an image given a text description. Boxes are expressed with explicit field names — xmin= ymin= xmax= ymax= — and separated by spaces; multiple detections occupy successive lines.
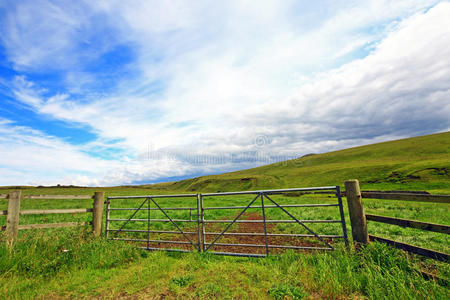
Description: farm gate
xmin=105 ymin=186 xmax=348 ymax=257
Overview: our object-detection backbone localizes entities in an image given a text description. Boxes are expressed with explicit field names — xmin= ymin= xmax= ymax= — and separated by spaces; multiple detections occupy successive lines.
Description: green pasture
xmin=0 ymin=132 xmax=449 ymax=299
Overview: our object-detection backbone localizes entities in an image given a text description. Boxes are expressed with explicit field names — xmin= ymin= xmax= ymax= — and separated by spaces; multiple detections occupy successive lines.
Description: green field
xmin=149 ymin=131 xmax=449 ymax=194
xmin=0 ymin=132 xmax=449 ymax=299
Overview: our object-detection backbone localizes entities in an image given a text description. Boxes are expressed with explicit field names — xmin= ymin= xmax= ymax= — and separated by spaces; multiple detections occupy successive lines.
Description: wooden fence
xmin=344 ymin=179 xmax=449 ymax=262
xmin=0 ymin=191 xmax=104 ymax=244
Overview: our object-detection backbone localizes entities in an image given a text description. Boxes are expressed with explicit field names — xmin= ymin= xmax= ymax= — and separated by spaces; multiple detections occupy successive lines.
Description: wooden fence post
xmin=92 ymin=192 xmax=105 ymax=237
xmin=345 ymin=179 xmax=369 ymax=245
xmin=6 ymin=191 xmax=21 ymax=245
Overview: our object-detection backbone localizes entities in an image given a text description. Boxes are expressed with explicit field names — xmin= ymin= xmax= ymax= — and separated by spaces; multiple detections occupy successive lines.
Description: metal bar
xmin=105 ymin=199 xmax=110 ymax=239
xmin=360 ymin=192 xmax=450 ymax=204
xmin=369 ymin=235 xmax=449 ymax=262
xmin=200 ymin=194 xmax=206 ymax=252
xmin=109 ymin=219 xmax=341 ymax=223
xmin=114 ymin=198 xmax=148 ymax=235
xmin=336 ymin=186 xmax=349 ymax=248
xmin=202 ymin=204 xmax=339 ymax=210
xmin=205 ymin=194 xmax=260 ymax=252
xmin=108 ymin=219 xmax=197 ymax=222
xmin=109 ymin=207 xmax=194 ymax=211
xmin=113 ymin=238 xmax=192 ymax=245
xmin=149 ymin=198 xmax=197 ymax=248
xmin=207 ymin=251 xmax=267 ymax=258
xmin=263 ymin=194 xmax=334 ymax=250
xmin=201 ymin=186 xmax=338 ymax=196
xmin=140 ymin=247 xmax=192 ymax=253
xmin=260 ymin=193 xmax=269 ymax=256
xmin=107 ymin=229 xmax=198 ymax=234
xmin=106 ymin=229 xmax=344 ymax=238
xmin=203 ymin=219 xmax=341 ymax=223
xmin=204 ymin=232 xmax=345 ymax=238
xmin=204 ymin=242 xmax=333 ymax=250
xmin=196 ymin=194 xmax=202 ymax=252
xmin=147 ymin=196 xmax=150 ymax=249
xmin=366 ymin=214 xmax=450 ymax=234
xmin=108 ymin=194 xmax=197 ymax=199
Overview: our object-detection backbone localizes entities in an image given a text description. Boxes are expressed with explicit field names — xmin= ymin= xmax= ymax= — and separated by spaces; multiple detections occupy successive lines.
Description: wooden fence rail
xmin=369 ymin=235 xmax=449 ymax=262
xmin=0 ymin=191 xmax=104 ymax=244
xmin=365 ymin=214 xmax=450 ymax=234
xmin=360 ymin=191 xmax=450 ymax=204
xmin=345 ymin=179 xmax=449 ymax=262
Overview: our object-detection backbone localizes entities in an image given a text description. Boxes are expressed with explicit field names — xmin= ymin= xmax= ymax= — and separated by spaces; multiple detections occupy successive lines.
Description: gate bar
xmin=200 ymin=194 xmax=206 ymax=252
xmin=202 ymin=204 xmax=339 ymax=210
xmin=114 ymin=238 xmax=192 ymax=244
xmin=109 ymin=207 xmax=194 ymax=211
xmin=108 ymin=203 xmax=340 ymax=211
xmin=140 ymin=247 xmax=192 ymax=253
xmin=203 ymin=219 xmax=341 ymax=223
xmin=196 ymin=194 xmax=202 ymax=251
xmin=260 ymin=193 xmax=269 ymax=256
xmin=336 ymin=186 xmax=349 ymax=247
xmin=108 ymin=219 xmax=197 ymax=222
xmin=106 ymin=228 xmax=344 ymax=238
xmin=202 ymin=186 xmax=338 ymax=196
xmin=108 ymin=194 xmax=197 ymax=199
xmin=147 ymin=197 xmax=150 ymax=249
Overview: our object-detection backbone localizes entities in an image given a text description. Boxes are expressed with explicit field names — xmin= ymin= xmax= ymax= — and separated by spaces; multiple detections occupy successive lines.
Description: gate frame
xmin=105 ymin=186 xmax=349 ymax=257
xmin=200 ymin=186 xmax=349 ymax=257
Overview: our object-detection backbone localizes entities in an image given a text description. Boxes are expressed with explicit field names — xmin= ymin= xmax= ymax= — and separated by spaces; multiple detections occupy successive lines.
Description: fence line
xmin=344 ymin=179 xmax=449 ymax=262
xmin=1 ymin=191 xmax=104 ymax=244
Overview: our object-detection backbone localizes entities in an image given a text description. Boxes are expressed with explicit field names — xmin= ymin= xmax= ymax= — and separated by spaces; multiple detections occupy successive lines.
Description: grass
xmin=0 ymin=229 xmax=448 ymax=299
xmin=0 ymin=132 xmax=449 ymax=298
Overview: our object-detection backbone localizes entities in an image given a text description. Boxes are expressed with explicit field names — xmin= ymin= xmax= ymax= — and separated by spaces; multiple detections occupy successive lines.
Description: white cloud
xmin=1 ymin=1 xmax=449 ymax=186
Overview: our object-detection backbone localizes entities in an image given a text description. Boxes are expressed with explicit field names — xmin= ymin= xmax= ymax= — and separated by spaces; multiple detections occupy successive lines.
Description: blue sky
xmin=0 ymin=0 xmax=449 ymax=186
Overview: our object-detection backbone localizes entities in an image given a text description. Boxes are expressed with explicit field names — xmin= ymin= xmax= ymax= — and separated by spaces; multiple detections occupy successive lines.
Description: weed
xmin=170 ymin=275 xmax=193 ymax=287
xmin=268 ymin=283 xmax=306 ymax=299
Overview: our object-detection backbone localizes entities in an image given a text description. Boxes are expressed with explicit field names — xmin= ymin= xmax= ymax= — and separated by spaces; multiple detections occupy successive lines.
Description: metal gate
xmin=105 ymin=186 xmax=348 ymax=257
xmin=105 ymin=194 xmax=201 ymax=253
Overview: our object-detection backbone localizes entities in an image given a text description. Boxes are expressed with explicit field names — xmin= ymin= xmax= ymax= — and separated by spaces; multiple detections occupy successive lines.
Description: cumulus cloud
xmin=0 ymin=1 xmax=449 ymax=186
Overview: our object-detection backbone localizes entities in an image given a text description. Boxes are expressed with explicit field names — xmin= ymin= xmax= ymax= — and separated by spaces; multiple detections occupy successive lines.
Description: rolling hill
xmin=150 ymin=131 xmax=450 ymax=193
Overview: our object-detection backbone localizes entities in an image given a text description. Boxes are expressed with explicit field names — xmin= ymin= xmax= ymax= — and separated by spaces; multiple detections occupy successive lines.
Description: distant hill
xmin=148 ymin=132 xmax=450 ymax=193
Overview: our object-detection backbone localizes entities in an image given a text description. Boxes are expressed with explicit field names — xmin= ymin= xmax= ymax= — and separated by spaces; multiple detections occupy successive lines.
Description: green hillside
xmin=152 ymin=131 xmax=450 ymax=193
xmin=1 ymin=132 xmax=449 ymax=299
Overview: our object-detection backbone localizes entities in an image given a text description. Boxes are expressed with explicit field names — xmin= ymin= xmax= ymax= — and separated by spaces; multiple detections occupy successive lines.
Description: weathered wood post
xmin=6 ymin=191 xmax=21 ymax=245
xmin=92 ymin=192 xmax=105 ymax=237
xmin=345 ymin=179 xmax=369 ymax=245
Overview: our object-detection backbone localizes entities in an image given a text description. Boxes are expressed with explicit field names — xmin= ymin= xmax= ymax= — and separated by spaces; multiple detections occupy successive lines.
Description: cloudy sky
xmin=0 ymin=1 xmax=449 ymax=186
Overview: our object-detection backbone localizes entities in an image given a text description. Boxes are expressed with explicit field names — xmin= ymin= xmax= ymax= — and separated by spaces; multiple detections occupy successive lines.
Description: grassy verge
xmin=0 ymin=228 xmax=448 ymax=299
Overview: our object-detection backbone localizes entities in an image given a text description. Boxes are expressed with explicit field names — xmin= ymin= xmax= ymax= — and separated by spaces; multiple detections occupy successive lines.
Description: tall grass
xmin=0 ymin=228 xmax=448 ymax=299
